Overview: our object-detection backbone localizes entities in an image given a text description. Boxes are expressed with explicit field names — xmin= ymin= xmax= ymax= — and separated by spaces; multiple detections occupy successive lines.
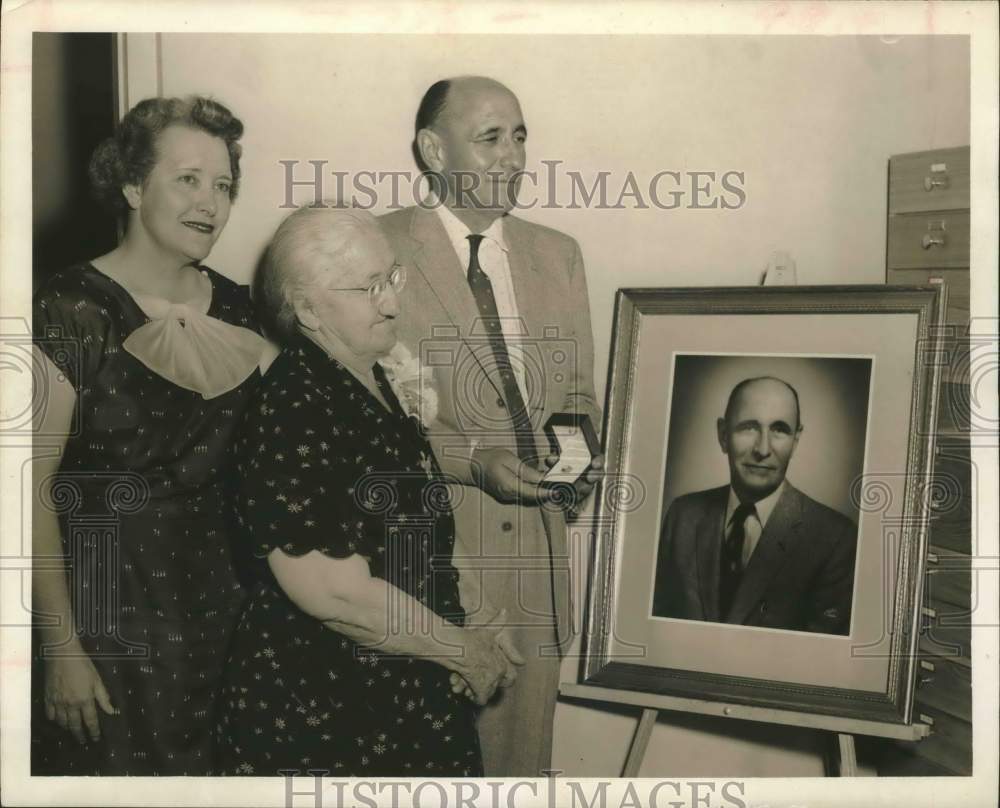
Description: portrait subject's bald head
xmin=717 ymin=377 xmax=803 ymax=503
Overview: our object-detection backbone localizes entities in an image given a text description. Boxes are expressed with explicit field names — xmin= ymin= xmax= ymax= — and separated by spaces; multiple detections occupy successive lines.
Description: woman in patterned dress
xmin=216 ymin=207 xmax=520 ymax=776
xmin=32 ymin=96 xmax=271 ymax=774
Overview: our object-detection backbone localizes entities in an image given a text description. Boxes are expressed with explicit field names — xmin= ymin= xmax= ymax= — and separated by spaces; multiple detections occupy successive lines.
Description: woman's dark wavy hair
xmin=88 ymin=95 xmax=244 ymax=214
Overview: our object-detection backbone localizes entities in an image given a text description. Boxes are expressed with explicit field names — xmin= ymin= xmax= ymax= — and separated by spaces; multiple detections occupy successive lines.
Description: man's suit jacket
xmin=652 ymin=483 xmax=857 ymax=635
xmin=378 ymin=205 xmax=600 ymax=647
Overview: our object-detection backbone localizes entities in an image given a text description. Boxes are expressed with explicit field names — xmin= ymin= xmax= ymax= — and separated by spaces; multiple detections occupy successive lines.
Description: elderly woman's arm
xmin=268 ymin=547 xmax=515 ymax=705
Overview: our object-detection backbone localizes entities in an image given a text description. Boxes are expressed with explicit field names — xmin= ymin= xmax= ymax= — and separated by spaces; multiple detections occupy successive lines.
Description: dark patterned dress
xmin=216 ymin=338 xmax=482 ymax=777
xmin=31 ymin=263 xmax=262 ymax=775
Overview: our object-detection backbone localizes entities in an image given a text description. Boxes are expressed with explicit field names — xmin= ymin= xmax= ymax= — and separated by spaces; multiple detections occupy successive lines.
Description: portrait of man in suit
xmin=379 ymin=76 xmax=601 ymax=776
xmin=652 ymin=375 xmax=858 ymax=635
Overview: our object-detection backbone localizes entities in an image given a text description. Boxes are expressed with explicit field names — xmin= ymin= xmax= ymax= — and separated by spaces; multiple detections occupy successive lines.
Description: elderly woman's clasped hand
xmin=448 ymin=610 xmax=525 ymax=704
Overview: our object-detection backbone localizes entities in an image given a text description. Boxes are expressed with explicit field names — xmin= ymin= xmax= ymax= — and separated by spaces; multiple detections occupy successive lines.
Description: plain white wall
xmin=126 ymin=32 xmax=970 ymax=776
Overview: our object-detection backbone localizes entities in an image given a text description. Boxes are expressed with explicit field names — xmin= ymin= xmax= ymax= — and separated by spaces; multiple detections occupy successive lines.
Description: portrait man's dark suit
xmin=652 ymin=482 xmax=857 ymax=634
xmin=379 ymin=76 xmax=600 ymax=776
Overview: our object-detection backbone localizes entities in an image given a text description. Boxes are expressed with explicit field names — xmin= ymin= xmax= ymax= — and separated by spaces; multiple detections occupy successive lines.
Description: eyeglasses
xmin=327 ymin=265 xmax=407 ymax=304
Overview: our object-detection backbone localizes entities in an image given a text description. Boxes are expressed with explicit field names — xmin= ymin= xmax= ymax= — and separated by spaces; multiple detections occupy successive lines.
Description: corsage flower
xmin=378 ymin=341 xmax=439 ymax=428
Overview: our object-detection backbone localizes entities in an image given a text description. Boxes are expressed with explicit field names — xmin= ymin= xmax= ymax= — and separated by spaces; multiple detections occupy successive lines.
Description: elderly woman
xmin=216 ymin=207 xmax=518 ymax=777
xmin=32 ymin=96 xmax=269 ymax=774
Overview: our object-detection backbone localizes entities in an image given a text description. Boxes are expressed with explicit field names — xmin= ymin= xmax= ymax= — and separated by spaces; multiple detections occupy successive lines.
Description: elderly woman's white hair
xmin=255 ymin=205 xmax=386 ymax=343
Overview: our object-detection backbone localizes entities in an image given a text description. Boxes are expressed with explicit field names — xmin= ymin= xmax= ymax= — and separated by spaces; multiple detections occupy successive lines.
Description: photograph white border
xmin=2 ymin=2 xmax=997 ymax=807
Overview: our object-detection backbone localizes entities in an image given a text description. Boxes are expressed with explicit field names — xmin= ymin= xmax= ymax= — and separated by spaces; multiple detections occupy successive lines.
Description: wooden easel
xmin=559 ymin=682 xmax=930 ymax=777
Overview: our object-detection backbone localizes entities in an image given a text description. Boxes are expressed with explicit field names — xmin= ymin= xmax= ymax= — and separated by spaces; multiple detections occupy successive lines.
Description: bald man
xmin=652 ymin=377 xmax=858 ymax=635
xmin=379 ymin=76 xmax=601 ymax=775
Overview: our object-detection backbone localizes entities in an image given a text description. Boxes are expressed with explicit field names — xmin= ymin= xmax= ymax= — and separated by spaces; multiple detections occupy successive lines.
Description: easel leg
xmin=622 ymin=708 xmax=658 ymax=776
xmin=834 ymin=732 xmax=857 ymax=776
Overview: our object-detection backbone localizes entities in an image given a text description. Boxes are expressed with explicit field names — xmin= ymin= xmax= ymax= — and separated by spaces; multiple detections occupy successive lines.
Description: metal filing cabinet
xmin=882 ymin=146 xmax=973 ymax=776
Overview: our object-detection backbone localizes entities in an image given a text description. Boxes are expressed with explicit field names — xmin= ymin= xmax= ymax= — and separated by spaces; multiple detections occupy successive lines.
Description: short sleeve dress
xmin=216 ymin=337 xmax=483 ymax=777
xmin=31 ymin=263 xmax=263 ymax=775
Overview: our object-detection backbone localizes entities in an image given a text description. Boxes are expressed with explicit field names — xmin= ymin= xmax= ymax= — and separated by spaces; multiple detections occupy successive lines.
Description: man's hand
xmin=485 ymin=607 xmax=524 ymax=689
xmin=494 ymin=625 xmax=525 ymax=687
xmin=540 ymin=452 xmax=604 ymax=517
xmin=471 ymin=447 xmax=554 ymax=504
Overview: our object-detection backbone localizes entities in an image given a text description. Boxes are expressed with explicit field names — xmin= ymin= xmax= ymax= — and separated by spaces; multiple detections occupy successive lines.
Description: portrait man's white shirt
xmin=431 ymin=198 xmax=529 ymax=399
xmin=725 ymin=481 xmax=786 ymax=569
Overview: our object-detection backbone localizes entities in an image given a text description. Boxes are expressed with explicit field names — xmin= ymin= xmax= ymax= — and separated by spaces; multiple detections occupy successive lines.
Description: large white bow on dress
xmin=123 ymin=292 xmax=267 ymax=399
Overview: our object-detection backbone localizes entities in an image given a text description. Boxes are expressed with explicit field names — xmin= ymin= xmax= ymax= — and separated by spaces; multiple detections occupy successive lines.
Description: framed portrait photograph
xmin=582 ymin=285 xmax=946 ymax=725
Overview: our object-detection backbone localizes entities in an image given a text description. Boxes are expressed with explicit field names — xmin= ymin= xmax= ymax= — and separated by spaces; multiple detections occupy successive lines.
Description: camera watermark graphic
xmin=421 ymin=321 xmax=574 ymax=437
xmin=0 ymin=318 xmax=81 ymax=435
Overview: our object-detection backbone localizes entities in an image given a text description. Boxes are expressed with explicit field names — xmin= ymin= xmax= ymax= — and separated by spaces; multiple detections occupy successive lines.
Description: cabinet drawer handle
xmin=923 ymin=175 xmax=950 ymax=191
xmin=922 ymin=232 xmax=947 ymax=249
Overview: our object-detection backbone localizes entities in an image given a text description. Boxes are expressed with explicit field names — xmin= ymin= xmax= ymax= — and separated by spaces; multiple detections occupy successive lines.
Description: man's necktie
xmin=719 ymin=502 xmax=756 ymax=618
xmin=466 ymin=234 xmax=536 ymax=462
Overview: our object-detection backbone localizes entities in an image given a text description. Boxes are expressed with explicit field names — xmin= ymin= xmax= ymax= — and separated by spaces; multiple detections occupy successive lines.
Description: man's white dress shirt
xmin=725 ymin=481 xmax=786 ymax=569
xmin=432 ymin=202 xmax=529 ymax=400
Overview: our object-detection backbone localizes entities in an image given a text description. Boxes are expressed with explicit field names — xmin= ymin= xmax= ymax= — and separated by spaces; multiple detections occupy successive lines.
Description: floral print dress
xmin=31 ymin=264 xmax=262 ymax=775
xmin=216 ymin=337 xmax=482 ymax=776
